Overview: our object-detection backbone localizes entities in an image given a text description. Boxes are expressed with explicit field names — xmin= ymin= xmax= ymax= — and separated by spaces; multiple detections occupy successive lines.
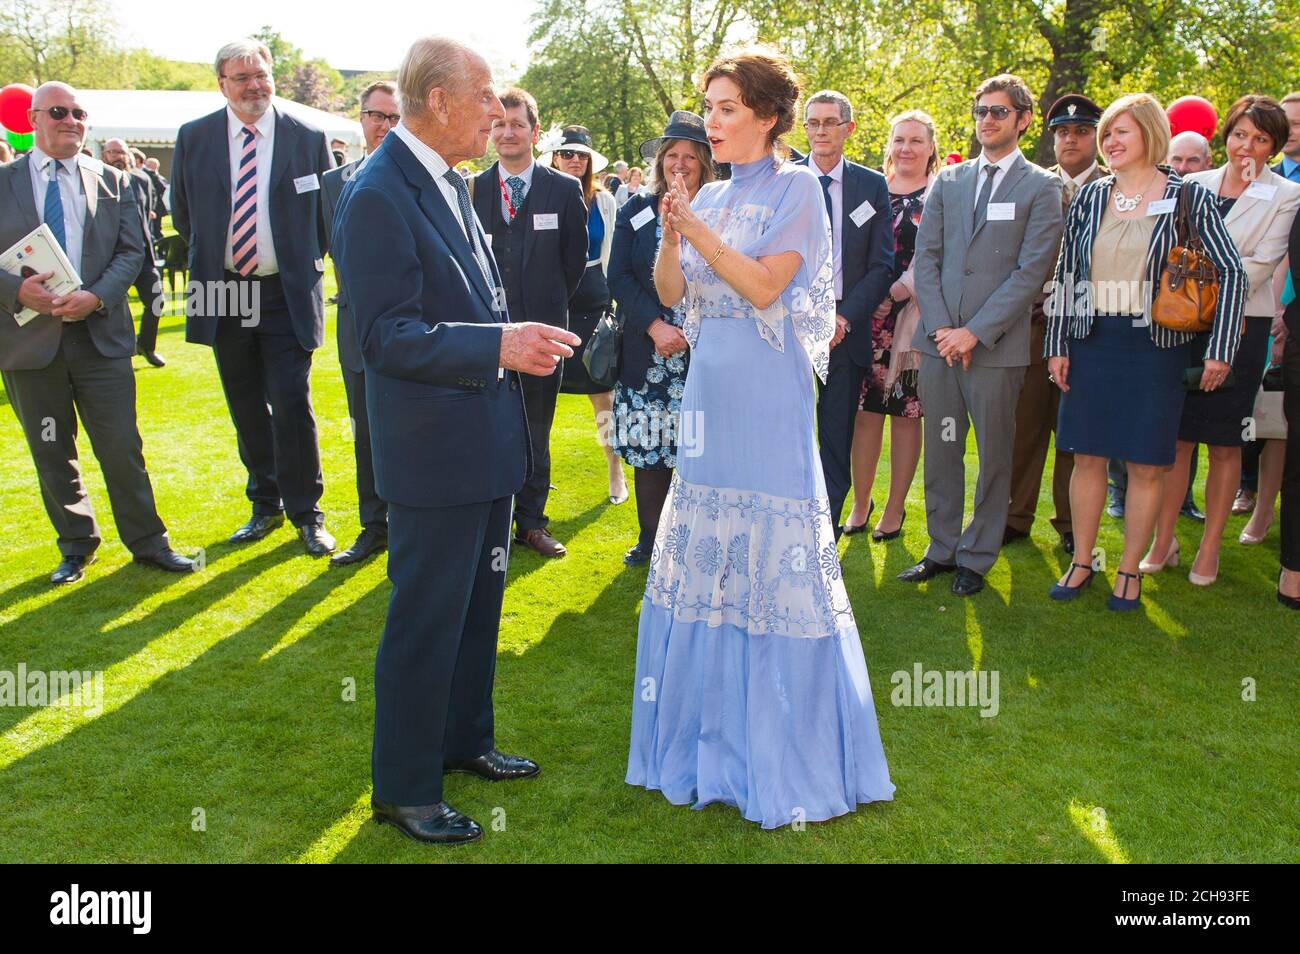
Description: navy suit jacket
xmin=794 ymin=155 xmax=895 ymax=367
xmin=170 ymin=105 xmax=334 ymax=351
xmin=607 ymin=191 xmax=671 ymax=387
xmin=331 ymin=133 xmax=530 ymax=509
xmin=469 ymin=161 xmax=588 ymax=326
xmin=322 ymin=156 xmax=363 ymax=372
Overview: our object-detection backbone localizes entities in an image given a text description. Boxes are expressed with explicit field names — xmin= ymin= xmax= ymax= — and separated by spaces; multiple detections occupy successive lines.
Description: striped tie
xmin=231 ymin=125 xmax=258 ymax=276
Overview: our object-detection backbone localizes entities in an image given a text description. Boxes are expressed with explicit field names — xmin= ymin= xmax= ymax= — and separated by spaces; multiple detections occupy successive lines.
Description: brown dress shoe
xmin=514 ymin=527 xmax=566 ymax=557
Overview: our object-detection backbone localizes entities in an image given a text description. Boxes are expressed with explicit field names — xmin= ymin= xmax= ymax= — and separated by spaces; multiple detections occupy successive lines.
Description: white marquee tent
xmin=77 ymin=90 xmax=364 ymax=175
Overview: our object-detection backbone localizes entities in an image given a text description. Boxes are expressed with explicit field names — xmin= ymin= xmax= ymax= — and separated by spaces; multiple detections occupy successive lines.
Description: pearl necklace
xmin=1113 ymin=170 xmax=1160 ymax=213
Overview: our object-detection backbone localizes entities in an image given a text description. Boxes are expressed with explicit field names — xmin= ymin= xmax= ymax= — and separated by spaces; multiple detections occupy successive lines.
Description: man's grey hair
xmin=805 ymin=90 xmax=853 ymax=124
xmin=215 ymin=39 xmax=273 ymax=77
xmin=398 ymin=36 xmax=479 ymax=118
xmin=360 ymin=79 xmax=399 ymax=110
xmin=613 ymin=160 xmax=629 ymax=171
xmin=1169 ymin=129 xmax=1211 ymax=159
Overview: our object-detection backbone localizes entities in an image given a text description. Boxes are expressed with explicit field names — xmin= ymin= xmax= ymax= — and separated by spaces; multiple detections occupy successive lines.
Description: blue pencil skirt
xmin=1056 ymin=314 xmax=1188 ymax=466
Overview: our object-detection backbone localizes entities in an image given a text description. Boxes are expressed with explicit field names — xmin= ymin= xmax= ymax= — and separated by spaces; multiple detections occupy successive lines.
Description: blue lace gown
xmin=625 ymin=156 xmax=895 ymax=829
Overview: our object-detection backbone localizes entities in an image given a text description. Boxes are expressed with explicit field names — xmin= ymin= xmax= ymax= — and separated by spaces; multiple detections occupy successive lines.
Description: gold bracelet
xmin=705 ymin=240 xmax=726 ymax=268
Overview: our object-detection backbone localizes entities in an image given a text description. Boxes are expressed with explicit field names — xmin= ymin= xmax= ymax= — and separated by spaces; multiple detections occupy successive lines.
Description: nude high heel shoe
xmin=1188 ymin=551 xmax=1219 ymax=587
xmin=1139 ymin=539 xmax=1180 ymax=574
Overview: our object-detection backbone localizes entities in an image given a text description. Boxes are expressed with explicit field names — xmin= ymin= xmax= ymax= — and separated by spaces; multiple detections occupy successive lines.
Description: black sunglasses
xmin=555 ymin=149 xmax=586 ymax=160
xmin=972 ymin=105 xmax=1017 ymax=121
xmin=32 ymin=106 xmax=88 ymax=122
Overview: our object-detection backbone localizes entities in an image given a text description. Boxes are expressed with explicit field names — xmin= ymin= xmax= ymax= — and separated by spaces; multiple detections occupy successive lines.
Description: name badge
xmin=482 ymin=233 xmax=493 ymax=248
xmin=630 ymin=206 xmax=656 ymax=231
xmin=1146 ymin=198 xmax=1176 ymax=216
xmin=849 ymin=199 xmax=876 ymax=228
xmin=533 ymin=213 xmax=559 ymax=231
xmin=986 ymin=202 xmax=1015 ymax=221
xmin=294 ymin=173 xmax=321 ymax=194
xmin=1245 ymin=181 xmax=1278 ymax=201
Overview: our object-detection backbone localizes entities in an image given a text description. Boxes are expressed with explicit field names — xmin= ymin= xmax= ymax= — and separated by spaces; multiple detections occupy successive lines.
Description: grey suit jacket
xmin=323 ymin=156 xmax=363 ymax=372
xmin=913 ymin=152 xmax=1064 ymax=368
xmin=0 ymin=154 xmax=145 ymax=371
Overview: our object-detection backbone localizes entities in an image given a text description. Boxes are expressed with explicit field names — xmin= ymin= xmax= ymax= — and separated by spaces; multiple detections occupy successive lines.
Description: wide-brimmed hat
xmin=537 ymin=125 xmax=609 ymax=174
xmin=638 ymin=110 xmax=710 ymax=162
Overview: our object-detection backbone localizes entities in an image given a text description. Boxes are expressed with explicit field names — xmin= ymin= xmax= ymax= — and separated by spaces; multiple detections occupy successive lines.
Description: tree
xmin=0 ymin=0 xmax=125 ymax=86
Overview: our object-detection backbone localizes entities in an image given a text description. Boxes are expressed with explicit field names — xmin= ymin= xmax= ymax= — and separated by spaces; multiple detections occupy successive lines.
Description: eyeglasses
xmin=222 ymin=71 xmax=272 ymax=86
xmin=804 ymin=119 xmax=847 ymax=132
xmin=31 ymin=106 xmax=88 ymax=122
xmin=555 ymin=149 xmax=586 ymax=160
xmin=973 ymin=105 xmax=1018 ymax=121
xmin=361 ymin=109 xmax=400 ymax=125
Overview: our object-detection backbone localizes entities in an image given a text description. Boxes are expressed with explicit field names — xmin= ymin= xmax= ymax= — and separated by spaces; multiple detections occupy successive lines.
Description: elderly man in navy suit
xmin=321 ymin=79 xmax=401 ymax=567
xmin=170 ymin=38 xmax=337 ymax=557
xmin=333 ymin=36 xmax=581 ymax=845
xmin=795 ymin=90 xmax=895 ymax=539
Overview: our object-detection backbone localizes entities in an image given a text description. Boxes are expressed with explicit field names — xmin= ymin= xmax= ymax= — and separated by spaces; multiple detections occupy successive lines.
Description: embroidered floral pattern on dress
xmin=645 ymin=474 xmax=854 ymax=638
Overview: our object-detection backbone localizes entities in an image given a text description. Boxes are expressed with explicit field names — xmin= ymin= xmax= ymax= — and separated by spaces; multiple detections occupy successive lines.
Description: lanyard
xmin=499 ymin=175 xmax=517 ymax=220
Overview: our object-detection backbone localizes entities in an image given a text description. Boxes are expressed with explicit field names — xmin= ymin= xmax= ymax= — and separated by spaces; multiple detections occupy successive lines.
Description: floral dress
xmin=625 ymin=155 xmax=894 ymax=829
xmin=611 ymin=284 xmax=689 ymax=470
xmin=860 ymin=185 xmax=925 ymax=417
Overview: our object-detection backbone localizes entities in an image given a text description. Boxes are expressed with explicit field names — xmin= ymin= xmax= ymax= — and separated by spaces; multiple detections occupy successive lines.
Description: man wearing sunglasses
xmin=171 ymin=38 xmax=337 ymax=557
xmin=0 ymin=82 xmax=197 ymax=584
xmin=901 ymin=73 xmax=1064 ymax=598
xmin=320 ymin=79 xmax=400 ymax=567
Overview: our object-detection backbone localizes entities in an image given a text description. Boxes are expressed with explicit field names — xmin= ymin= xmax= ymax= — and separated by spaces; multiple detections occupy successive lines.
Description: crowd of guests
xmin=4 ymin=40 xmax=1300 ymax=616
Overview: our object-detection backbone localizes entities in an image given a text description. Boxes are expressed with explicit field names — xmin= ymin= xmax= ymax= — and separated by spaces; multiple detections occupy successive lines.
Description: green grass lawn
xmin=0 ymin=260 xmax=1297 ymax=863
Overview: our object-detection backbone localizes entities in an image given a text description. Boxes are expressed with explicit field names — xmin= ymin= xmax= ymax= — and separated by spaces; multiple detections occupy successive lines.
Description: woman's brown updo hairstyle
xmin=700 ymin=45 xmax=802 ymax=154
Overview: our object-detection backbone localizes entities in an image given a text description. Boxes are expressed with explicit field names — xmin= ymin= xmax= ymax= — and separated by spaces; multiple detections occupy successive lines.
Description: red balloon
xmin=1166 ymin=96 xmax=1218 ymax=141
xmin=0 ymin=83 xmax=35 ymax=134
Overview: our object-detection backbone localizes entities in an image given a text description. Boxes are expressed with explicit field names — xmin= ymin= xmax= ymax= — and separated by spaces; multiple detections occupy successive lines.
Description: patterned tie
xmin=505 ymin=175 xmax=525 ymax=220
xmin=818 ymin=174 xmax=834 ymax=241
xmin=231 ymin=125 xmax=258 ymax=276
xmin=44 ymin=161 xmax=67 ymax=253
xmin=973 ymin=163 xmax=998 ymax=229
xmin=442 ymin=168 xmax=493 ymax=290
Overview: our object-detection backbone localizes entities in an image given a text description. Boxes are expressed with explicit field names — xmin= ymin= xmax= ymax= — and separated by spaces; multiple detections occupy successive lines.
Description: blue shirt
xmin=587 ymin=200 xmax=605 ymax=263
xmin=1280 ymin=157 xmax=1300 ymax=184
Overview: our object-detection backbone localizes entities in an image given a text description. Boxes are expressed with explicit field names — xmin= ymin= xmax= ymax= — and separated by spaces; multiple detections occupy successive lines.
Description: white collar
xmin=977 ymin=149 xmax=1020 ymax=175
xmin=392 ymin=121 xmax=452 ymax=183
xmin=1059 ymin=160 xmax=1098 ymax=188
xmin=811 ymin=155 xmax=844 ymax=182
xmin=227 ymin=104 xmax=275 ymax=140
xmin=498 ymin=159 xmax=535 ymax=187
xmin=30 ymin=145 xmax=79 ymax=177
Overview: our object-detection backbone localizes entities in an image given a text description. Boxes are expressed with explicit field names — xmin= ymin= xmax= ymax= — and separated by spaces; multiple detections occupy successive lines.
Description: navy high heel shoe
xmin=1108 ymin=570 xmax=1142 ymax=611
xmin=1049 ymin=562 xmax=1094 ymax=601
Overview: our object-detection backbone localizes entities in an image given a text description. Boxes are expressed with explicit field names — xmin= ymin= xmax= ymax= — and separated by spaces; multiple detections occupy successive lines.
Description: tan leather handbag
xmin=1152 ymin=188 xmax=1217 ymax=334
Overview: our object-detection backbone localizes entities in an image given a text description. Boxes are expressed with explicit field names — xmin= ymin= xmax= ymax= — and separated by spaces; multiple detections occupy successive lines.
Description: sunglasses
xmin=972 ymin=105 xmax=1017 ymax=121
xmin=32 ymin=106 xmax=88 ymax=122
xmin=555 ymin=149 xmax=587 ymax=160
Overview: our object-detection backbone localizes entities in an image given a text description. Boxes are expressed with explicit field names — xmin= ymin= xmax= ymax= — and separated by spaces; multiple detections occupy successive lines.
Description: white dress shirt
xmin=975 ymin=148 xmax=1020 ymax=211
xmin=224 ymin=105 xmax=278 ymax=275
xmin=1059 ymin=160 xmax=1098 ymax=197
xmin=497 ymin=159 xmax=535 ymax=222
xmin=28 ymin=146 xmax=86 ymax=275
xmin=813 ymin=156 xmax=845 ymax=299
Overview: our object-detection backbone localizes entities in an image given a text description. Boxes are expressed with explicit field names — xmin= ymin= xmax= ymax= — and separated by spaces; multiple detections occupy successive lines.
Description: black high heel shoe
xmin=871 ymin=512 xmax=906 ymax=542
xmin=1108 ymin=570 xmax=1142 ymax=611
xmin=1049 ymin=562 xmax=1094 ymax=601
xmin=841 ymin=499 xmax=874 ymax=536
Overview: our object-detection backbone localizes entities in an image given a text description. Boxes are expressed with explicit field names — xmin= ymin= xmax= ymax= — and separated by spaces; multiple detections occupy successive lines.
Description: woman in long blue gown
xmin=626 ymin=49 xmax=894 ymax=829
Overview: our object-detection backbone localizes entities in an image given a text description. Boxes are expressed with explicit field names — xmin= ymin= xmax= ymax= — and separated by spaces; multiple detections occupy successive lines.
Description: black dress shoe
xmin=951 ymin=566 xmax=985 ymax=597
xmin=330 ymin=527 xmax=387 ymax=566
xmin=51 ymin=553 xmax=95 ymax=585
xmin=300 ymin=524 xmax=337 ymax=557
xmin=1002 ymin=526 xmax=1029 ymax=547
xmin=1106 ymin=494 xmax=1125 ymax=519
xmin=444 ymin=749 xmax=540 ymax=782
xmin=623 ymin=541 xmax=652 ymax=566
xmin=1181 ymin=502 xmax=1206 ymax=522
xmin=371 ymin=798 xmax=482 ymax=845
xmin=1061 ymin=532 xmax=1075 ymax=555
xmin=896 ymin=558 xmax=957 ymax=583
xmin=229 ymin=514 xmax=285 ymax=544
xmin=135 ymin=345 xmax=166 ymax=367
xmin=134 ymin=548 xmax=197 ymax=573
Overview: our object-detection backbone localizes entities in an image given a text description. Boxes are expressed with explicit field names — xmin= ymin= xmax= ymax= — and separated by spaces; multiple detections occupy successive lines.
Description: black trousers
xmin=133 ymin=259 xmax=163 ymax=354
xmin=1280 ymin=336 xmax=1300 ymax=571
xmin=341 ymin=365 xmax=386 ymax=531
xmin=211 ymin=273 xmax=324 ymax=527
xmin=816 ymin=341 xmax=866 ymax=527
xmin=514 ymin=363 xmax=561 ymax=533
xmin=2 ymin=322 xmax=168 ymax=558
xmin=372 ymin=495 xmax=510 ymax=804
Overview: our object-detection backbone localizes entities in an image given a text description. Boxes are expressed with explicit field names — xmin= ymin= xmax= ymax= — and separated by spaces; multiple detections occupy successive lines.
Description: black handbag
xmin=582 ymin=308 xmax=624 ymax=390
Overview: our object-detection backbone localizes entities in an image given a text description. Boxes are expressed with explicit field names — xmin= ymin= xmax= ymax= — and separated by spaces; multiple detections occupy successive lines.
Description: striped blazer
xmin=1044 ymin=166 xmax=1246 ymax=365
